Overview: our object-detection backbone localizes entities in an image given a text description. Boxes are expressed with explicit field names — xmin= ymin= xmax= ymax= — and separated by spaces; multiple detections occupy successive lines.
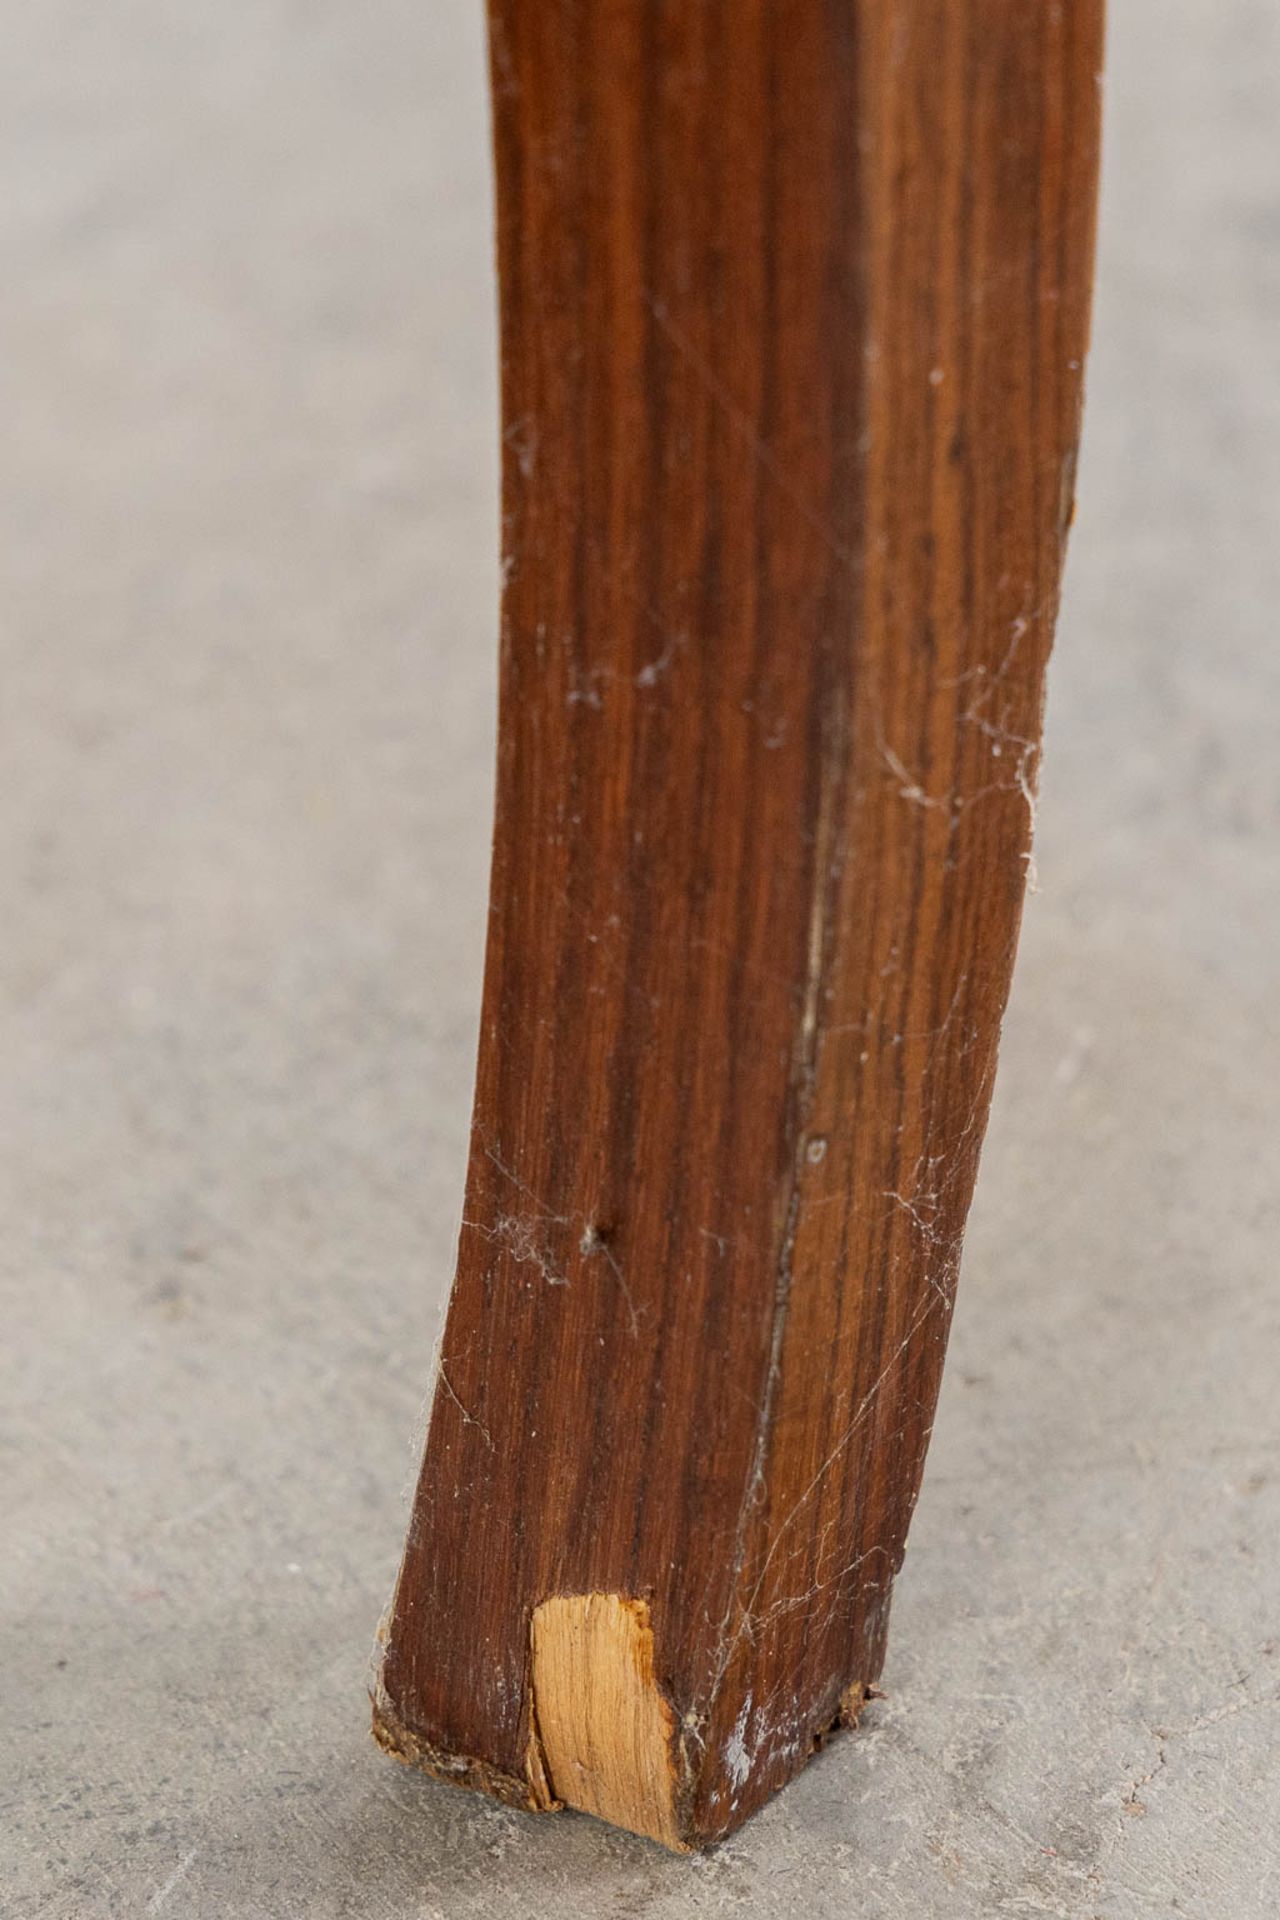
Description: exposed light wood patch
xmin=530 ymin=1594 xmax=686 ymax=1852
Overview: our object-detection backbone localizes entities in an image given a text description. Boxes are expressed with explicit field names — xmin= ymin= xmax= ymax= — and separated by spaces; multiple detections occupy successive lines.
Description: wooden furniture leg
xmin=375 ymin=0 xmax=1102 ymax=1851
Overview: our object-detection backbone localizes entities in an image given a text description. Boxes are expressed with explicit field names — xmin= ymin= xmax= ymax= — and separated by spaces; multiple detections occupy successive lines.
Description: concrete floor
xmin=3 ymin=3 xmax=1277 ymax=1915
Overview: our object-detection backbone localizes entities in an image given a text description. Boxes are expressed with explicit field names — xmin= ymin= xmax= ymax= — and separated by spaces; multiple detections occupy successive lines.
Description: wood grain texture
xmin=375 ymin=0 xmax=1103 ymax=1849
xmin=530 ymin=1595 xmax=686 ymax=1851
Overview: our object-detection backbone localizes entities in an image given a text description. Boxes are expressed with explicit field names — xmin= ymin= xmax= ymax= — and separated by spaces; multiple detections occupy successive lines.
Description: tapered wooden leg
xmin=375 ymin=0 xmax=1102 ymax=1852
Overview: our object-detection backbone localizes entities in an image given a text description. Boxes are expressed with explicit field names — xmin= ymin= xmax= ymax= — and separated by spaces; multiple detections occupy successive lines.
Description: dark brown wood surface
xmin=376 ymin=0 xmax=1102 ymax=1849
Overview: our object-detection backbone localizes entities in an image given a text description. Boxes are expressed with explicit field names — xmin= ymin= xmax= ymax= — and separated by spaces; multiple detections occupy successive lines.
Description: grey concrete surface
xmin=3 ymin=3 xmax=1277 ymax=1915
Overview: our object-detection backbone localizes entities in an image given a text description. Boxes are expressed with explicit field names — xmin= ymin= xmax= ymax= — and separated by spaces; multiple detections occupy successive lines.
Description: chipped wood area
xmin=530 ymin=1595 xmax=687 ymax=1852
xmin=371 ymin=1674 xmax=555 ymax=1815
